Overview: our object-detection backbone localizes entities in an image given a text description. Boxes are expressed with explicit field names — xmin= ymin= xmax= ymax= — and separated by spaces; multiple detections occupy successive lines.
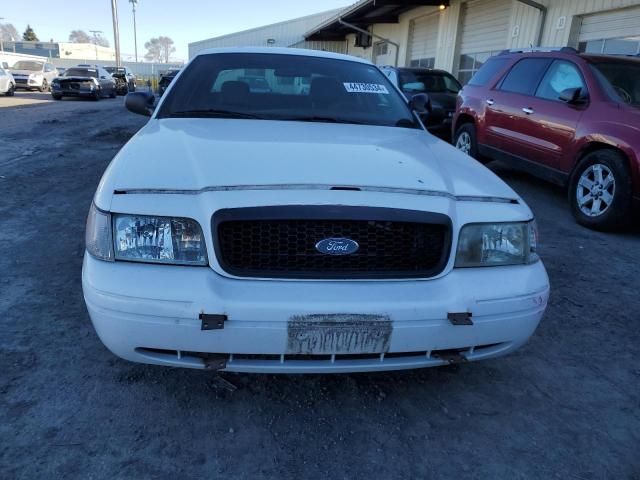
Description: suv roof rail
xmin=499 ymin=46 xmax=579 ymax=55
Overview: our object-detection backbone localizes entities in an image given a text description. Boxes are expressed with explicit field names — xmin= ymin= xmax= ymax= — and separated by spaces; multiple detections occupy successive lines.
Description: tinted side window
xmin=499 ymin=58 xmax=551 ymax=95
xmin=535 ymin=60 xmax=586 ymax=101
xmin=467 ymin=57 xmax=510 ymax=87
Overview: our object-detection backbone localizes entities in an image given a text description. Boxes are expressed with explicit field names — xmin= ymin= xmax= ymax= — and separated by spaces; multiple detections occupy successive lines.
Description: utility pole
xmin=89 ymin=30 xmax=103 ymax=61
xmin=129 ymin=0 xmax=138 ymax=63
xmin=111 ymin=0 xmax=121 ymax=67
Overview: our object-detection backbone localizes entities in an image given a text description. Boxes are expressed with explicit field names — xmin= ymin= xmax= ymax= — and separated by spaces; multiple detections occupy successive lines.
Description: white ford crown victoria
xmin=83 ymin=47 xmax=549 ymax=373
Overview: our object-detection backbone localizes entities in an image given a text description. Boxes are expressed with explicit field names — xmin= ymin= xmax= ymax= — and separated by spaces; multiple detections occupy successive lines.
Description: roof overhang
xmin=305 ymin=0 xmax=449 ymax=41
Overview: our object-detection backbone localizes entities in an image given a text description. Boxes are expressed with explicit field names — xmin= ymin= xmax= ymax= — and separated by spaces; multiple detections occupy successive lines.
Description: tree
xmin=95 ymin=36 xmax=110 ymax=48
xmin=69 ymin=29 xmax=91 ymax=43
xmin=22 ymin=24 xmax=39 ymax=41
xmin=0 ymin=23 xmax=19 ymax=42
xmin=144 ymin=36 xmax=175 ymax=63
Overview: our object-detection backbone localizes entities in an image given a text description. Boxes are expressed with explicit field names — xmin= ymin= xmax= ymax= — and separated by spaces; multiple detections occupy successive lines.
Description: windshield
xmin=590 ymin=61 xmax=640 ymax=106
xmin=158 ymin=53 xmax=419 ymax=128
xmin=63 ymin=68 xmax=99 ymax=78
xmin=11 ymin=61 xmax=44 ymax=71
xmin=105 ymin=67 xmax=125 ymax=74
xmin=399 ymin=71 xmax=461 ymax=94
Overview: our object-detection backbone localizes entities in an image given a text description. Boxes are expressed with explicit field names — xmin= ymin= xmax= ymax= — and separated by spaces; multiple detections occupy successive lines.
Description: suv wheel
xmin=6 ymin=83 xmax=15 ymax=96
xmin=454 ymin=123 xmax=481 ymax=160
xmin=39 ymin=79 xmax=49 ymax=92
xmin=568 ymin=149 xmax=633 ymax=230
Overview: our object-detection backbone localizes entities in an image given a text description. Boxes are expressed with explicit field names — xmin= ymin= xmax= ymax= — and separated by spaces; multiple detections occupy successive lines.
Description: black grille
xmin=213 ymin=206 xmax=451 ymax=279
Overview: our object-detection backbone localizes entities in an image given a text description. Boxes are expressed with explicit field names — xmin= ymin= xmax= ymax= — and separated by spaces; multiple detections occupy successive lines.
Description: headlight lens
xmin=455 ymin=221 xmax=539 ymax=267
xmin=113 ymin=214 xmax=207 ymax=266
xmin=85 ymin=203 xmax=114 ymax=261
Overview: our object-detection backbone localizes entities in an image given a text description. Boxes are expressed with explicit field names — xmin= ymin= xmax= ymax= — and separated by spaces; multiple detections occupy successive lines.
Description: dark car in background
xmin=158 ymin=69 xmax=181 ymax=95
xmin=51 ymin=66 xmax=117 ymax=101
xmin=381 ymin=66 xmax=461 ymax=139
xmin=105 ymin=66 xmax=136 ymax=94
xmin=453 ymin=48 xmax=640 ymax=230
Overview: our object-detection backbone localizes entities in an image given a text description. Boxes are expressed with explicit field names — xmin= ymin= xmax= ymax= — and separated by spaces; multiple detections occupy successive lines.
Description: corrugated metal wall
xmin=288 ymin=40 xmax=347 ymax=54
xmin=509 ymin=1 xmax=544 ymax=48
xmin=539 ymin=0 xmax=640 ymax=46
xmin=51 ymin=58 xmax=183 ymax=77
xmin=188 ymin=9 xmax=342 ymax=58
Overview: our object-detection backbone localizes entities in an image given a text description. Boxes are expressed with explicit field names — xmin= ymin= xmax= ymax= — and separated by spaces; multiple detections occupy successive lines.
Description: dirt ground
xmin=1 ymin=93 xmax=639 ymax=480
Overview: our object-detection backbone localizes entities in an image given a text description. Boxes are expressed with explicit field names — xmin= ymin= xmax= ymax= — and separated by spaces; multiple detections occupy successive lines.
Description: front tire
xmin=454 ymin=123 xmax=480 ymax=160
xmin=93 ymin=89 xmax=101 ymax=101
xmin=52 ymin=93 xmax=62 ymax=100
xmin=568 ymin=149 xmax=633 ymax=230
xmin=6 ymin=83 xmax=15 ymax=96
xmin=39 ymin=79 xmax=49 ymax=92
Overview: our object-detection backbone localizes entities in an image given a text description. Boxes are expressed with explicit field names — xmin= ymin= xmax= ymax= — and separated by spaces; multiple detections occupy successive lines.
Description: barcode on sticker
xmin=343 ymin=83 xmax=389 ymax=94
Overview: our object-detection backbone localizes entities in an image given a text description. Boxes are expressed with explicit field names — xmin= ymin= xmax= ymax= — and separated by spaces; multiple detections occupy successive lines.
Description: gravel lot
xmin=1 ymin=93 xmax=639 ymax=480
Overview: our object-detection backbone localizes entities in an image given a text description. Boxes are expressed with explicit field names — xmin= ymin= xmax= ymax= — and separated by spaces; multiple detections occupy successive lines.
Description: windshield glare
xmin=159 ymin=53 xmax=418 ymax=128
xmin=399 ymin=71 xmax=461 ymax=94
xmin=64 ymin=68 xmax=98 ymax=78
xmin=591 ymin=61 xmax=640 ymax=106
xmin=12 ymin=61 xmax=44 ymax=71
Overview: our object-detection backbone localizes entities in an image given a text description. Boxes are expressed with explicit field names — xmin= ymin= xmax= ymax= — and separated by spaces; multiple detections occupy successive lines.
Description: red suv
xmin=453 ymin=48 xmax=640 ymax=230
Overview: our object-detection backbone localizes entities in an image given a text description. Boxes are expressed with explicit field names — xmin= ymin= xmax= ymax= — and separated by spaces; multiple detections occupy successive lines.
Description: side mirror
xmin=409 ymin=92 xmax=432 ymax=114
xmin=125 ymin=91 xmax=155 ymax=117
xmin=559 ymin=87 xmax=587 ymax=105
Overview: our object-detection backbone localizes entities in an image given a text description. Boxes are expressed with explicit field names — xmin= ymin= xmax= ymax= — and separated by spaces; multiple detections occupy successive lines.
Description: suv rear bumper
xmin=82 ymin=254 xmax=549 ymax=373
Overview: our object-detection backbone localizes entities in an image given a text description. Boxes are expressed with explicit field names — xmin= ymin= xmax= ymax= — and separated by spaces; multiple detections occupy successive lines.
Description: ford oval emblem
xmin=315 ymin=238 xmax=360 ymax=256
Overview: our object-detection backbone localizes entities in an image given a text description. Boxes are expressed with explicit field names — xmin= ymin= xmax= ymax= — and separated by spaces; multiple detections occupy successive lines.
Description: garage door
xmin=407 ymin=13 xmax=440 ymax=68
xmin=578 ymin=6 xmax=640 ymax=55
xmin=457 ymin=0 xmax=512 ymax=84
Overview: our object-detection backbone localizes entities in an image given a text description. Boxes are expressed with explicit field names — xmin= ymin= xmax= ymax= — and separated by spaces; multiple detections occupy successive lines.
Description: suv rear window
xmin=467 ymin=57 xmax=509 ymax=86
xmin=499 ymin=58 xmax=551 ymax=95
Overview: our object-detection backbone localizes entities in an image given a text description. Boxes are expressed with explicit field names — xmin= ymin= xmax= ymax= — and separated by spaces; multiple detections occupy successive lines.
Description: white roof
xmin=193 ymin=46 xmax=372 ymax=65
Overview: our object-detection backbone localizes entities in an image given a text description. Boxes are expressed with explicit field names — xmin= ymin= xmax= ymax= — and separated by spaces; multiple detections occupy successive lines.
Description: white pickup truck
xmin=83 ymin=47 xmax=549 ymax=374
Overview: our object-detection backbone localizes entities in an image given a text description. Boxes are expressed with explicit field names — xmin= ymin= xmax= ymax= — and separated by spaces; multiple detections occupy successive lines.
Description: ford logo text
xmin=315 ymin=238 xmax=360 ymax=256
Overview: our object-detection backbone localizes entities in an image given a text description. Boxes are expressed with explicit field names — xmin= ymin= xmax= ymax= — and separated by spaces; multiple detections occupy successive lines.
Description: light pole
xmin=129 ymin=0 xmax=138 ymax=63
xmin=89 ymin=30 xmax=103 ymax=60
xmin=111 ymin=0 xmax=122 ymax=67
xmin=0 ymin=18 xmax=5 ymax=52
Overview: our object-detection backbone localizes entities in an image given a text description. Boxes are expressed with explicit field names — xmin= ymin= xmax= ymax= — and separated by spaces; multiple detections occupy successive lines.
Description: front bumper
xmin=14 ymin=77 xmax=43 ymax=89
xmin=52 ymin=85 xmax=96 ymax=97
xmin=82 ymin=254 xmax=549 ymax=374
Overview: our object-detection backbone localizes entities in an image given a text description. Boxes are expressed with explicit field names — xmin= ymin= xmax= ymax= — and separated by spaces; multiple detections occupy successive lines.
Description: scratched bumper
xmin=82 ymin=254 xmax=549 ymax=374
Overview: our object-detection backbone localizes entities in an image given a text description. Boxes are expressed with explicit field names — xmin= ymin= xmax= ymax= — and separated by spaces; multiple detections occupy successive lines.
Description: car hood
xmin=9 ymin=69 xmax=42 ymax=76
xmin=102 ymin=119 xmax=519 ymax=203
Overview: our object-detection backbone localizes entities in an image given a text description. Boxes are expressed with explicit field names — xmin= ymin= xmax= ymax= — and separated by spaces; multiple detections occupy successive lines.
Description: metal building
xmin=305 ymin=0 xmax=640 ymax=83
xmin=188 ymin=8 xmax=348 ymax=58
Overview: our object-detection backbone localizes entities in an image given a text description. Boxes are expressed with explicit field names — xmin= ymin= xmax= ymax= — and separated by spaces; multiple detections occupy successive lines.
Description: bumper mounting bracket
xmin=200 ymin=313 xmax=227 ymax=330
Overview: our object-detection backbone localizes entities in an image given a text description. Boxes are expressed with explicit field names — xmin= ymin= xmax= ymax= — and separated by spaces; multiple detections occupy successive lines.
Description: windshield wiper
xmin=167 ymin=109 xmax=263 ymax=119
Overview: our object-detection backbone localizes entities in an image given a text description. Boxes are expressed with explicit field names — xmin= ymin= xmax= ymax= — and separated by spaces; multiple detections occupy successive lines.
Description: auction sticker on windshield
xmin=344 ymin=82 xmax=389 ymax=94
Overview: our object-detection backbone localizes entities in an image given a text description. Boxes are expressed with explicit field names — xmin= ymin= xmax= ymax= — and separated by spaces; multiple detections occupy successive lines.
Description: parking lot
xmin=1 ymin=93 xmax=639 ymax=479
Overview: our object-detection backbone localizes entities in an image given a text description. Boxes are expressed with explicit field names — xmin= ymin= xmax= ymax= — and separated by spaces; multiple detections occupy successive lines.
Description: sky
xmin=1 ymin=0 xmax=353 ymax=61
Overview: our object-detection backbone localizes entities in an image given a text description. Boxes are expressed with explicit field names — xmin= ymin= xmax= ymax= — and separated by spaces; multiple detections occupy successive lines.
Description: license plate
xmin=287 ymin=314 xmax=392 ymax=355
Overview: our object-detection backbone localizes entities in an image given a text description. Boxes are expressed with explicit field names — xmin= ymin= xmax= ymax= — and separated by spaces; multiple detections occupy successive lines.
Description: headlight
xmin=86 ymin=203 xmax=114 ymax=261
xmin=113 ymin=214 xmax=207 ymax=266
xmin=455 ymin=221 xmax=539 ymax=267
